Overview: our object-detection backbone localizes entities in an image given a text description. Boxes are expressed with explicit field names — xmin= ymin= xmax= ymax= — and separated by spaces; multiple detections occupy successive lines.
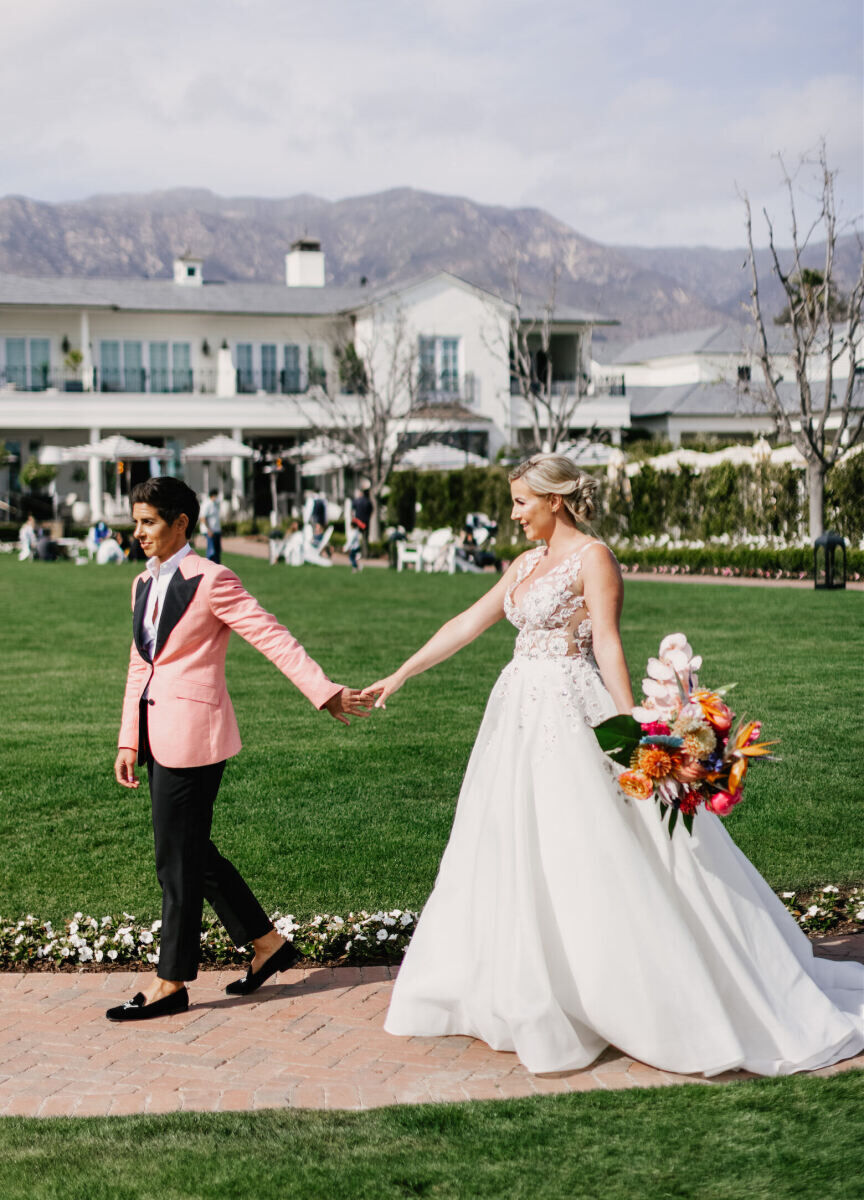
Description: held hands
xmin=114 ymin=749 xmax=140 ymax=789
xmin=360 ymin=672 xmax=406 ymax=710
xmin=324 ymin=688 xmax=372 ymax=726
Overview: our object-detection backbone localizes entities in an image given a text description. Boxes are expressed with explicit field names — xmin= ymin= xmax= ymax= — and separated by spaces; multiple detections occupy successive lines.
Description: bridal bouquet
xmin=594 ymin=633 xmax=778 ymax=837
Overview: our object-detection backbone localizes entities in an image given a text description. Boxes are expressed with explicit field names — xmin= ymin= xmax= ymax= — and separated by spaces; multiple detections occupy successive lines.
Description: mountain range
xmin=0 ymin=187 xmax=859 ymax=350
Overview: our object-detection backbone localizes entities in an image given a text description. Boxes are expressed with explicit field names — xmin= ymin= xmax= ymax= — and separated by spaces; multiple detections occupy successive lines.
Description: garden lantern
xmin=813 ymin=531 xmax=847 ymax=590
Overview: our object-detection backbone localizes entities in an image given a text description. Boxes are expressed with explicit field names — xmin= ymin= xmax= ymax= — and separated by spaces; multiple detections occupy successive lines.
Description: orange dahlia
xmin=631 ymin=744 xmax=674 ymax=779
xmin=619 ymin=770 xmax=654 ymax=800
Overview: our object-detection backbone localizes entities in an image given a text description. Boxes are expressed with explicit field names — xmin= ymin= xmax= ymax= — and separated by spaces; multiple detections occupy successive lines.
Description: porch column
xmin=230 ymin=426 xmax=245 ymax=512
xmin=88 ymin=425 xmax=102 ymax=519
xmin=80 ymin=311 xmax=93 ymax=391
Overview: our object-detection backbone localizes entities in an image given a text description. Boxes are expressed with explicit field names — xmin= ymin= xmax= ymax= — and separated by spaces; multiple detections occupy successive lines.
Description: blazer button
xmin=148 ymin=699 xmax=155 ymax=706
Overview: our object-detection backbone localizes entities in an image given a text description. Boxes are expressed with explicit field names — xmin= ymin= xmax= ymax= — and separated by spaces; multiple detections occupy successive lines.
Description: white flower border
xmin=1 ymin=888 xmax=861 ymax=970
xmin=0 ymin=908 xmax=419 ymax=969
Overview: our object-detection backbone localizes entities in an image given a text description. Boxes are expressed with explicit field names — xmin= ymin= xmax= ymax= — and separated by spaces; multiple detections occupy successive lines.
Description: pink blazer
xmin=118 ymin=552 xmax=342 ymax=768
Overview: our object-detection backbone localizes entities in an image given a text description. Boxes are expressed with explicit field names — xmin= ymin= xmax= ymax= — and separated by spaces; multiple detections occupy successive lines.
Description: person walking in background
xmin=346 ymin=520 xmax=362 ymax=573
xmin=201 ymin=488 xmax=222 ymax=563
xmin=108 ymin=476 xmax=369 ymax=1023
xmin=351 ymin=488 xmax=373 ymax=557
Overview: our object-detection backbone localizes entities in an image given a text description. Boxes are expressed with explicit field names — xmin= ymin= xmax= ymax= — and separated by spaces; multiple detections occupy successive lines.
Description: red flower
xmin=708 ymin=789 xmax=743 ymax=817
xmin=679 ymin=791 xmax=702 ymax=816
xmin=641 ymin=721 xmax=671 ymax=736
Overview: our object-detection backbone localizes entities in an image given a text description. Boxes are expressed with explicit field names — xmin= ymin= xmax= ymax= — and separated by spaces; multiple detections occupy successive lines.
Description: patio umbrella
xmin=37 ymin=445 xmax=71 ymax=467
xmin=289 ymin=438 xmax=361 ymax=465
xmin=397 ymin=443 xmax=489 ymax=471
xmin=300 ymin=452 xmax=356 ymax=476
xmin=63 ymin=434 xmax=173 ymax=508
xmin=288 ymin=438 xmax=362 ymax=489
xmin=182 ymin=434 xmax=254 ymax=493
xmin=560 ymin=441 xmax=617 ymax=467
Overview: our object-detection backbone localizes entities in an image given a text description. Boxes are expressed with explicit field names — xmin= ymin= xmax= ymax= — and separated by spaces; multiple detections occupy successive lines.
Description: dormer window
xmin=173 ymin=254 xmax=203 ymax=287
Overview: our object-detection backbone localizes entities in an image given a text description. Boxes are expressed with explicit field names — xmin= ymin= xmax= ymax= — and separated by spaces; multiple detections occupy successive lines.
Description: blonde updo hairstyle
xmin=508 ymin=453 xmax=599 ymax=531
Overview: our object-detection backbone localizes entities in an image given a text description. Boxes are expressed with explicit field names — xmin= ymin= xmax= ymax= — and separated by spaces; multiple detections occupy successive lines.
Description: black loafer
xmin=225 ymin=941 xmax=300 ymax=996
xmin=106 ymin=987 xmax=189 ymax=1022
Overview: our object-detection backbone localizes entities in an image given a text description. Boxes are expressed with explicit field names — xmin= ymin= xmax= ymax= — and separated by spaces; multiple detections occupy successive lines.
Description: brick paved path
xmin=0 ymin=934 xmax=861 ymax=1118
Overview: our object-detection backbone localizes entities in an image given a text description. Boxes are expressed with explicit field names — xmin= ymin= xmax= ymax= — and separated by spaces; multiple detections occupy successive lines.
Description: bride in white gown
xmin=363 ymin=454 xmax=864 ymax=1077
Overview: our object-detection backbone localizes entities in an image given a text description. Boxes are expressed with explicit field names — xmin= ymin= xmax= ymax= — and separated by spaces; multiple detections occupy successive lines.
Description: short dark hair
xmin=130 ymin=476 xmax=199 ymax=538
xmin=209 ymin=488 xmax=218 ymax=497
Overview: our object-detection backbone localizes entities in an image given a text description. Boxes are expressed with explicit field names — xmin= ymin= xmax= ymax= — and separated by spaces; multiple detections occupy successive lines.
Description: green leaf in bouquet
xmin=682 ymin=813 xmax=695 ymax=837
xmin=667 ymin=808 xmax=679 ymax=838
xmin=593 ymin=715 xmax=643 ymax=766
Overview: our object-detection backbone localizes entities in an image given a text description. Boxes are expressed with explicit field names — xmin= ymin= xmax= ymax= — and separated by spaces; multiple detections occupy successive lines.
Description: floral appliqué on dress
xmin=500 ymin=545 xmax=614 ymax=733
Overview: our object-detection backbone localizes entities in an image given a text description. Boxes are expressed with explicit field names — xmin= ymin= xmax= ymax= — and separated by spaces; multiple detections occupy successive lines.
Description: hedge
xmin=386 ymin=454 xmax=864 ymax=546
xmin=611 ymin=543 xmax=864 ymax=580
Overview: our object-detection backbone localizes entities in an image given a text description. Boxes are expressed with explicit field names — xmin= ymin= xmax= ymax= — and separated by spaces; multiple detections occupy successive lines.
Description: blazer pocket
xmin=175 ymin=681 xmax=219 ymax=705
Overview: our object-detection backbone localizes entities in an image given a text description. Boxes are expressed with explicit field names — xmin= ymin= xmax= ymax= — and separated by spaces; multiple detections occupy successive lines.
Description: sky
xmin=2 ymin=0 xmax=862 ymax=248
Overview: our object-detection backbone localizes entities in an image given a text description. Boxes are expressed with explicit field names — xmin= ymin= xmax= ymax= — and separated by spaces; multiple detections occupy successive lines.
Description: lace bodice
xmin=504 ymin=545 xmax=597 ymax=662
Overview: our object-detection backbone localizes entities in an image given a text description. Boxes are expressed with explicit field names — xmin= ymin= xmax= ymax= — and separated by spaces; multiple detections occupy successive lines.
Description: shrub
xmin=387 ymin=466 xmax=513 ymax=533
xmin=610 ymin=541 xmax=864 ymax=581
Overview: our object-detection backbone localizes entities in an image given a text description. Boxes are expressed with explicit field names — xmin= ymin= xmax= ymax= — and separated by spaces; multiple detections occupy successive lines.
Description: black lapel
xmin=133 ymin=577 xmax=153 ymax=662
xmin=153 ymin=571 xmax=202 ymax=659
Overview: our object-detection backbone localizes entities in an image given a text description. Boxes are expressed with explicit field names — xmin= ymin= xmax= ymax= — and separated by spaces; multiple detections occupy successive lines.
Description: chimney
xmin=173 ymin=252 xmax=203 ymax=287
xmin=285 ymin=238 xmax=325 ymax=288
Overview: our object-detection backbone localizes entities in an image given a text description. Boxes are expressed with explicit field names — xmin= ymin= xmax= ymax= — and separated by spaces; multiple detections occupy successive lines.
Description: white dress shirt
xmin=142 ymin=542 xmax=192 ymax=659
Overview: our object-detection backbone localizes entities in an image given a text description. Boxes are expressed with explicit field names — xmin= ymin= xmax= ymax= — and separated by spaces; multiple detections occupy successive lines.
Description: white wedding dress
xmin=385 ymin=545 xmax=864 ymax=1076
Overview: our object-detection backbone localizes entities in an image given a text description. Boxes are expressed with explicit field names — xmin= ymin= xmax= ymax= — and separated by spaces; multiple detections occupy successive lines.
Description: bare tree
xmin=503 ymin=260 xmax=589 ymax=453
xmin=296 ymin=306 xmax=429 ymax=540
xmin=742 ymin=143 xmax=864 ymax=539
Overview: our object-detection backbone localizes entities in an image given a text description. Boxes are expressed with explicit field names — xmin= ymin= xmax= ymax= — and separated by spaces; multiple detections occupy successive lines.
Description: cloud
xmin=0 ymin=0 xmax=860 ymax=246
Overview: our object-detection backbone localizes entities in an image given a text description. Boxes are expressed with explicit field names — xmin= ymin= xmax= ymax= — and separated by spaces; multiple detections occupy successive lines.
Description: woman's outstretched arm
xmin=362 ymin=556 xmax=526 ymax=708
xmin=582 ymin=543 xmax=635 ymax=715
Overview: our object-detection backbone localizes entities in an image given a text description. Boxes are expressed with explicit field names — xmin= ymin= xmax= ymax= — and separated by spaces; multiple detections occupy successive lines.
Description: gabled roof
xmin=0 ymin=272 xmax=369 ymax=316
xmin=0 ymin=267 xmax=617 ymax=326
xmin=609 ymin=323 xmax=791 ymax=364
xmin=354 ymin=270 xmax=508 ymax=311
xmin=356 ymin=270 xmax=615 ymax=325
xmin=628 ymin=380 xmax=805 ymax=418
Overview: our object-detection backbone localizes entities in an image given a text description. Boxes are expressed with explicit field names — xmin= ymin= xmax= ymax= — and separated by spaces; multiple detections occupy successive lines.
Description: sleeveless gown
xmin=384 ymin=545 xmax=864 ymax=1076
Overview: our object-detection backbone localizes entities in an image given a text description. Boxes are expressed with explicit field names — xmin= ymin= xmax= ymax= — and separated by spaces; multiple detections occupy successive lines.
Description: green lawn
xmin=0 ymin=1074 xmax=861 ymax=1200
xmin=1 ymin=555 xmax=862 ymax=1197
xmin=0 ymin=555 xmax=861 ymax=925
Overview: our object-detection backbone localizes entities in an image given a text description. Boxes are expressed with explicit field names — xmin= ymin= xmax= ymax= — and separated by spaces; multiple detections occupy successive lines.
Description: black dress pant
xmin=146 ymin=758 xmax=273 ymax=981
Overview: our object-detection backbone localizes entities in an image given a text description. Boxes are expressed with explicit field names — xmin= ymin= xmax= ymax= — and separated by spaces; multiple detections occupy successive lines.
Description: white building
xmin=0 ymin=241 xmax=625 ymax=519
xmin=594 ymin=324 xmax=860 ymax=445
